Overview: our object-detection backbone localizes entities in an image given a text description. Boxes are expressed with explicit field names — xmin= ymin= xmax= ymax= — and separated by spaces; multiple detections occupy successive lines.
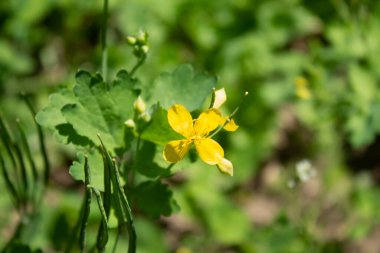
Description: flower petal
xmin=212 ymin=88 xmax=227 ymax=109
xmin=163 ymin=140 xmax=192 ymax=163
xmin=194 ymin=138 xmax=224 ymax=165
xmin=167 ymin=104 xmax=194 ymax=138
xmin=194 ymin=109 xmax=222 ymax=136
xmin=217 ymin=158 xmax=233 ymax=176
xmin=223 ymin=118 xmax=239 ymax=132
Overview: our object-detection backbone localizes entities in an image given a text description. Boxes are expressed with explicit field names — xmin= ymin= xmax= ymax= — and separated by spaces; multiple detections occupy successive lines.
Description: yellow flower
xmin=163 ymin=104 xmax=234 ymax=176
xmin=294 ymin=76 xmax=311 ymax=100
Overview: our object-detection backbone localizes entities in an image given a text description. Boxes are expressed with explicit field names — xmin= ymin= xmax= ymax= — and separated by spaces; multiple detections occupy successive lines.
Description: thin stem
xmin=111 ymin=226 xmax=122 ymax=253
xmin=112 ymin=161 xmax=136 ymax=253
xmin=92 ymin=187 xmax=109 ymax=253
xmin=209 ymin=91 xmax=248 ymax=138
xmin=101 ymin=0 xmax=109 ymax=82
xmin=130 ymin=55 xmax=146 ymax=77
xmin=208 ymin=88 xmax=216 ymax=109
xmin=79 ymin=156 xmax=92 ymax=252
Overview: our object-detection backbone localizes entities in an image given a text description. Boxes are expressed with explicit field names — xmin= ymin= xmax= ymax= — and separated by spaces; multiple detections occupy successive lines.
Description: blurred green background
xmin=2 ymin=0 xmax=380 ymax=252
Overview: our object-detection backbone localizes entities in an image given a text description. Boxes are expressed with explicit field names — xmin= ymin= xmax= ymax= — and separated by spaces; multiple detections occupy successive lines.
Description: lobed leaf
xmin=132 ymin=180 xmax=179 ymax=219
xmin=37 ymin=70 xmax=138 ymax=150
xmin=146 ymin=64 xmax=216 ymax=111
xmin=69 ymin=150 xmax=104 ymax=191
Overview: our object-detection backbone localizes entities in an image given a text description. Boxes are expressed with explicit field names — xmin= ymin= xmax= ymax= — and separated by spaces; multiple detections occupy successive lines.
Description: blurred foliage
xmin=2 ymin=0 xmax=380 ymax=252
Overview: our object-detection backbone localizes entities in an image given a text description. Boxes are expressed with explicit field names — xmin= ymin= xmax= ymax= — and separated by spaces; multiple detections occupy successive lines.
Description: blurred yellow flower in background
xmin=294 ymin=76 xmax=311 ymax=100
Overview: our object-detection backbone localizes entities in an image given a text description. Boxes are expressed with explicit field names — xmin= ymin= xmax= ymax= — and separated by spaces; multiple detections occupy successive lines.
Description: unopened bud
xmin=127 ymin=36 xmax=137 ymax=45
xmin=217 ymin=158 xmax=233 ymax=176
xmin=134 ymin=96 xmax=146 ymax=113
xmin=137 ymin=30 xmax=148 ymax=44
xmin=140 ymin=112 xmax=151 ymax=122
xmin=141 ymin=45 xmax=149 ymax=54
xmin=124 ymin=119 xmax=136 ymax=129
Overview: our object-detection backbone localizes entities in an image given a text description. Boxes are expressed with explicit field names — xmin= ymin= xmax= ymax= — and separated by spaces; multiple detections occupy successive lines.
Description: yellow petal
xmin=212 ymin=88 xmax=227 ymax=109
xmin=167 ymin=104 xmax=194 ymax=138
xmin=163 ymin=140 xmax=192 ymax=163
xmin=194 ymin=138 xmax=224 ymax=165
xmin=217 ymin=158 xmax=233 ymax=176
xmin=194 ymin=109 xmax=221 ymax=136
xmin=296 ymin=87 xmax=311 ymax=100
xmin=223 ymin=118 xmax=239 ymax=132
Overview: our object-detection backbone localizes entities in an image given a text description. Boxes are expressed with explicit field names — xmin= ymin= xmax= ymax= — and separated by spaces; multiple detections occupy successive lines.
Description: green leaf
xmin=61 ymin=70 xmax=137 ymax=150
xmin=35 ymin=89 xmax=84 ymax=144
xmin=147 ymin=64 xmax=216 ymax=111
xmin=134 ymin=141 xmax=167 ymax=178
xmin=140 ymin=104 xmax=182 ymax=145
xmin=349 ymin=64 xmax=376 ymax=113
xmin=133 ymin=180 xmax=179 ymax=219
xmin=345 ymin=113 xmax=373 ymax=147
xmin=69 ymin=149 xmax=104 ymax=191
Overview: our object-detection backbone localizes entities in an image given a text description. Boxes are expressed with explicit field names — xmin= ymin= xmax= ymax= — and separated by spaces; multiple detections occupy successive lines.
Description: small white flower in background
xmin=296 ymin=159 xmax=316 ymax=182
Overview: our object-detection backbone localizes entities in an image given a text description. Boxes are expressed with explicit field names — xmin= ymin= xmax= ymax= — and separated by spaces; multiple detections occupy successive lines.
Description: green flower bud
xmin=127 ymin=36 xmax=137 ymax=45
xmin=134 ymin=96 xmax=146 ymax=113
xmin=137 ymin=30 xmax=148 ymax=44
xmin=124 ymin=119 xmax=136 ymax=129
xmin=140 ymin=112 xmax=151 ymax=122
xmin=141 ymin=45 xmax=149 ymax=54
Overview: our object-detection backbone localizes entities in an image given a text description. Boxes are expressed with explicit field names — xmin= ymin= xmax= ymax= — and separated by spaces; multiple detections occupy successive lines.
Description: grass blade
xmin=0 ymin=114 xmax=17 ymax=168
xmin=16 ymin=120 xmax=38 ymax=183
xmin=24 ymin=95 xmax=50 ymax=186
xmin=0 ymin=152 xmax=20 ymax=209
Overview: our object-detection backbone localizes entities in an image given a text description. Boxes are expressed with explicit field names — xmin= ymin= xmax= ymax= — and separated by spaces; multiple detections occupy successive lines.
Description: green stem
xmin=111 ymin=226 xmax=121 ymax=253
xmin=209 ymin=91 xmax=248 ymax=138
xmin=101 ymin=0 xmax=109 ymax=82
xmin=112 ymin=161 xmax=136 ymax=253
xmin=92 ymin=187 xmax=109 ymax=253
xmin=79 ymin=156 xmax=92 ymax=252
xmin=208 ymin=88 xmax=216 ymax=109
xmin=130 ymin=55 xmax=146 ymax=77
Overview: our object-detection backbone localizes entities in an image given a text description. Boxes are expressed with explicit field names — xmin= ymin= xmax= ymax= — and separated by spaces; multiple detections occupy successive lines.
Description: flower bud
xmin=217 ymin=158 xmax=233 ymax=176
xmin=127 ymin=36 xmax=137 ymax=45
xmin=134 ymin=96 xmax=146 ymax=113
xmin=140 ymin=112 xmax=151 ymax=122
xmin=124 ymin=119 xmax=136 ymax=129
xmin=137 ymin=30 xmax=148 ymax=44
xmin=141 ymin=45 xmax=149 ymax=54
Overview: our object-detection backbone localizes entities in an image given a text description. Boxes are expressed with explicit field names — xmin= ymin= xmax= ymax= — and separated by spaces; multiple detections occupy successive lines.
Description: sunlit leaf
xmin=146 ymin=64 xmax=216 ymax=111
